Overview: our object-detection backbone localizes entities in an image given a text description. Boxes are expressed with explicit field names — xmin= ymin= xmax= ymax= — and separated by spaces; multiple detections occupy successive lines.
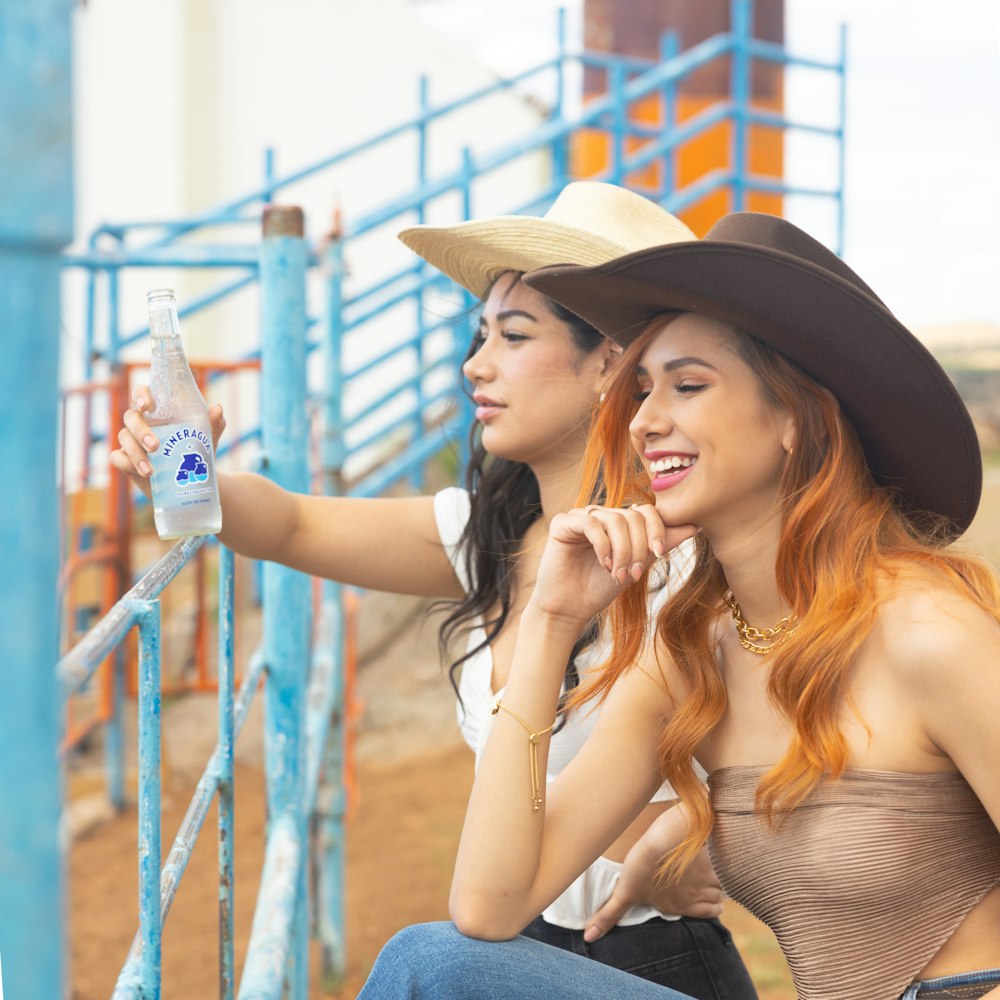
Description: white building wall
xmin=66 ymin=0 xmax=550 ymax=371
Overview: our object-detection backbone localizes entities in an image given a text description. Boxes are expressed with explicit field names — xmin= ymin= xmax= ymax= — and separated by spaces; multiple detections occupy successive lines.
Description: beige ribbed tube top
xmin=708 ymin=766 xmax=1000 ymax=1000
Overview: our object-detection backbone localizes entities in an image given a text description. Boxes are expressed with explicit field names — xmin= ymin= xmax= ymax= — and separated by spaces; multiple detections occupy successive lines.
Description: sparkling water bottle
xmin=145 ymin=288 xmax=223 ymax=540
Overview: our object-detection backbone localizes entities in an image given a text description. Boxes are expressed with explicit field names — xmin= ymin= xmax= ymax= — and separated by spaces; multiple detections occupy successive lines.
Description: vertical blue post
xmin=134 ymin=599 xmax=163 ymax=998
xmin=218 ymin=546 xmax=235 ymax=1000
xmin=107 ymin=647 xmax=126 ymax=808
xmin=457 ymin=147 xmax=476 ymax=476
xmin=550 ymin=6 xmax=569 ymax=189
xmin=259 ymin=204 xmax=311 ymax=999
xmin=835 ymin=22 xmax=848 ymax=256
xmin=411 ymin=75 xmax=431 ymax=489
xmin=730 ymin=0 xmax=751 ymax=211
xmin=659 ymin=31 xmax=679 ymax=202
xmin=109 ymin=261 xmax=122 ymax=363
xmin=610 ymin=61 xmax=627 ymax=185
xmin=416 ymin=75 xmax=430 ymax=220
xmin=316 ymin=237 xmax=348 ymax=981
xmin=323 ymin=240 xmax=347 ymax=498
xmin=263 ymin=147 xmax=276 ymax=204
xmin=0 ymin=2 xmax=73 ymax=997
xmin=461 ymin=146 xmax=474 ymax=221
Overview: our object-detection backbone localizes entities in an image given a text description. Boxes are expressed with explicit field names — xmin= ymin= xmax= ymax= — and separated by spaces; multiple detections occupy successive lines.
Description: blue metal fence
xmin=46 ymin=1 xmax=848 ymax=996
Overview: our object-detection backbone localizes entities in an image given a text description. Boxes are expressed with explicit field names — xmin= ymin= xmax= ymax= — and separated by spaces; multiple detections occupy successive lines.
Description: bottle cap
xmin=146 ymin=288 xmax=176 ymax=306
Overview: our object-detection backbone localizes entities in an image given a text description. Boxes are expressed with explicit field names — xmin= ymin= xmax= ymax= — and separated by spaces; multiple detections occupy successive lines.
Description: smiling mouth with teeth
xmin=650 ymin=456 xmax=697 ymax=476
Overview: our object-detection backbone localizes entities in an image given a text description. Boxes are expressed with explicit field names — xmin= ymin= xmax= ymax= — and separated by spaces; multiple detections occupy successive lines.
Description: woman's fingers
xmin=578 ymin=506 xmax=657 ymax=584
xmin=583 ymin=885 xmax=634 ymax=943
xmin=629 ymin=502 xmax=699 ymax=557
xmin=124 ymin=385 xmax=159 ymax=454
xmin=115 ymin=424 xmax=152 ymax=478
xmin=207 ymin=403 xmax=226 ymax=451
xmin=110 ymin=437 xmax=153 ymax=499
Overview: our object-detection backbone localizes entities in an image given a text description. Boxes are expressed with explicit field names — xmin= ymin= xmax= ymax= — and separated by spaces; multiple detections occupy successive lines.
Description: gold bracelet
xmin=490 ymin=698 xmax=556 ymax=812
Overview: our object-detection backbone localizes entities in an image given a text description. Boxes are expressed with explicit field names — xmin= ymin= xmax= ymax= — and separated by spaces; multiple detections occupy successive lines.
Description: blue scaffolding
xmin=1 ymin=1 xmax=846 ymax=996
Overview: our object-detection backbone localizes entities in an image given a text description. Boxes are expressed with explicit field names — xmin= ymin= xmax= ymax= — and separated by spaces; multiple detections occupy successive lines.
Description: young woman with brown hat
xmin=111 ymin=183 xmax=758 ymax=997
xmin=356 ymin=212 xmax=1000 ymax=1000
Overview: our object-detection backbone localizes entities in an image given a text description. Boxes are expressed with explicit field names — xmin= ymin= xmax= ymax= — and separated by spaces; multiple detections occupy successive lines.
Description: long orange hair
xmin=575 ymin=317 xmax=1000 ymax=876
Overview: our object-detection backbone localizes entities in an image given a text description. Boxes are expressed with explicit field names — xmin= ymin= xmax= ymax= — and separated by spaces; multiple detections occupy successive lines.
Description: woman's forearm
xmin=450 ymin=603 xmax=581 ymax=937
xmin=215 ymin=471 xmax=300 ymax=560
xmin=211 ymin=473 xmax=463 ymax=595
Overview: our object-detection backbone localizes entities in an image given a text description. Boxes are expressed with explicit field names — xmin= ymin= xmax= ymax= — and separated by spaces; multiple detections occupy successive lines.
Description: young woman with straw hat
xmin=112 ymin=182 xmax=757 ymax=996
xmin=355 ymin=212 xmax=1000 ymax=1000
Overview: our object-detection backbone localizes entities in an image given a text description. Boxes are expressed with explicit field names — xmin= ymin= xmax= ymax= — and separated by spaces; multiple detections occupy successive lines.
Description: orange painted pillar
xmin=575 ymin=0 xmax=784 ymax=235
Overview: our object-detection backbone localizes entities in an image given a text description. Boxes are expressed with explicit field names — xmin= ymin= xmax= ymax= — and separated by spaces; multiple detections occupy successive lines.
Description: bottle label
xmin=149 ymin=421 xmax=216 ymax=507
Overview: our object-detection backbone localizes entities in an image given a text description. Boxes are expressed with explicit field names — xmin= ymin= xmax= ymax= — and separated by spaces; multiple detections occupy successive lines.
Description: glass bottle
xmin=145 ymin=288 xmax=223 ymax=540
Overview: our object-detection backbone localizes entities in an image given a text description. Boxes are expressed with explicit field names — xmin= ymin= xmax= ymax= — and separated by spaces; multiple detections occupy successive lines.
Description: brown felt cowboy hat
xmin=524 ymin=211 xmax=982 ymax=536
xmin=397 ymin=181 xmax=696 ymax=298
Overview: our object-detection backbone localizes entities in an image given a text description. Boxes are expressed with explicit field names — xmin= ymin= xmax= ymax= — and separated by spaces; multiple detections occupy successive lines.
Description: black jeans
xmin=520 ymin=915 xmax=758 ymax=1000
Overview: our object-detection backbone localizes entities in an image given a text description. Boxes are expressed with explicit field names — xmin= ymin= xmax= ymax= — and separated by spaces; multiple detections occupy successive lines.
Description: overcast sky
xmin=415 ymin=0 xmax=1000 ymax=335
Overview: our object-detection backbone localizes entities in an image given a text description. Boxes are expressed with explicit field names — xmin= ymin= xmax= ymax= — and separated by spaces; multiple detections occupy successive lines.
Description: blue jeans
xmin=357 ymin=922 xmax=705 ymax=999
xmin=521 ymin=915 xmax=757 ymax=999
xmin=900 ymin=967 xmax=1000 ymax=999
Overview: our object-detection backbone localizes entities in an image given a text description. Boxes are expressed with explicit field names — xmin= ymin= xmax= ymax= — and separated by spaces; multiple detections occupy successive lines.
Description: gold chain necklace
xmin=724 ymin=590 xmax=798 ymax=656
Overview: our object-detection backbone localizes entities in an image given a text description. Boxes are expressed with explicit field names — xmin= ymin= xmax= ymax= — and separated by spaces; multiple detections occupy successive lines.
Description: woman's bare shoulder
xmin=875 ymin=563 xmax=1000 ymax=688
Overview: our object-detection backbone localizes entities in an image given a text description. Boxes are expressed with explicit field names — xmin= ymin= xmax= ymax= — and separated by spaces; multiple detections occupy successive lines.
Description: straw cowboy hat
xmin=524 ymin=211 xmax=982 ymax=535
xmin=397 ymin=181 xmax=696 ymax=298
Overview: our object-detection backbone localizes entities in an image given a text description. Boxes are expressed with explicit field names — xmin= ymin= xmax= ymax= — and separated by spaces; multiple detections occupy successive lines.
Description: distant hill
xmin=915 ymin=322 xmax=1000 ymax=352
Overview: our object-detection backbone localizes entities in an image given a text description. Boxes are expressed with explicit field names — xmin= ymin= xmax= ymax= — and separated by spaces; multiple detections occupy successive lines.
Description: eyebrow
xmin=479 ymin=309 xmax=538 ymax=328
xmin=636 ymin=356 xmax=719 ymax=376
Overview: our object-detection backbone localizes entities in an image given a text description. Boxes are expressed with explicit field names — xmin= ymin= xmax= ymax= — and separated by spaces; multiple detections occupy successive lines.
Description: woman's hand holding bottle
xmin=112 ymin=385 xmax=226 ymax=502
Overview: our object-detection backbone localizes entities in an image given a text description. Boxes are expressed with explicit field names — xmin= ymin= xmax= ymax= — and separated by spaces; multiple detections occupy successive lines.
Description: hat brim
xmin=398 ymin=218 xmax=647 ymax=298
xmin=525 ymin=241 xmax=982 ymax=536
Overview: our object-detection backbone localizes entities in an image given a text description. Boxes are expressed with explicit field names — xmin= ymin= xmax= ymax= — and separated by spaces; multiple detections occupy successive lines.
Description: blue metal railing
xmin=53 ymin=2 xmax=848 ymax=996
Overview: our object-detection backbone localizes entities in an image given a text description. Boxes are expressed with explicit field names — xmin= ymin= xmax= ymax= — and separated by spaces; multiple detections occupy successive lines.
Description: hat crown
xmin=543 ymin=181 xmax=696 ymax=254
xmin=707 ymin=212 xmax=885 ymax=306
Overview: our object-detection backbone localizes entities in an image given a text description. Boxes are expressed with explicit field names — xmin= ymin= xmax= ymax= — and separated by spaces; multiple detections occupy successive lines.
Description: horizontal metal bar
xmin=115 ymin=274 xmax=259 ymax=351
xmin=740 ymin=176 xmax=842 ymax=199
xmin=342 ymin=271 xmax=451 ymax=332
xmin=345 ymin=363 xmax=456 ymax=431
xmin=63 ymin=246 xmax=261 ymax=270
xmin=89 ymin=213 xmax=258 ymax=238
xmin=612 ymin=103 xmax=733 ymax=177
xmin=344 ymin=386 xmax=455 ymax=460
xmin=744 ymin=108 xmax=842 ymax=138
xmin=665 ymin=168 xmax=736 ymax=212
xmin=578 ymin=51 xmax=657 ymax=73
xmin=57 ymin=536 xmax=207 ymax=701
xmin=746 ymin=36 xmax=844 ymax=72
xmin=350 ymin=416 xmax=462 ymax=499
xmin=236 ymin=812 xmax=303 ymax=1000
xmin=343 ymin=328 xmax=452 ymax=384
xmin=347 ymin=261 xmax=424 ymax=309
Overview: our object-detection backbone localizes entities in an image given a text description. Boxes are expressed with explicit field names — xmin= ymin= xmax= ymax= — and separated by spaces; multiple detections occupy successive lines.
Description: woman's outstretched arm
xmin=111 ymin=388 xmax=465 ymax=597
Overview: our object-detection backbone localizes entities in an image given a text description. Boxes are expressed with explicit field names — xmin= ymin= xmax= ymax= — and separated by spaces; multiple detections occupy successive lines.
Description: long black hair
xmin=437 ymin=273 xmax=606 ymax=725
